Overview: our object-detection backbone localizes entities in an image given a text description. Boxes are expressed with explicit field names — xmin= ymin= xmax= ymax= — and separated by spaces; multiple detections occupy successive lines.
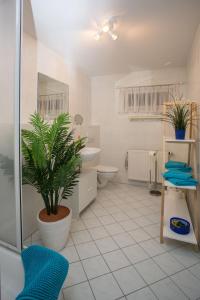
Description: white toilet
xmin=96 ymin=165 xmax=118 ymax=188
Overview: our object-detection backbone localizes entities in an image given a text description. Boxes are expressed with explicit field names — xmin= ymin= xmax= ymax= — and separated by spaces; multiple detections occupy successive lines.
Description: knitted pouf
xmin=16 ymin=245 xmax=69 ymax=300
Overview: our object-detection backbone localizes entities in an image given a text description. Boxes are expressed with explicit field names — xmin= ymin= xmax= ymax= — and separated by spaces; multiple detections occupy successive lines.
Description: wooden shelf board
xmin=129 ymin=115 xmax=162 ymax=121
xmin=163 ymin=191 xmax=197 ymax=245
xmin=164 ymin=137 xmax=196 ymax=144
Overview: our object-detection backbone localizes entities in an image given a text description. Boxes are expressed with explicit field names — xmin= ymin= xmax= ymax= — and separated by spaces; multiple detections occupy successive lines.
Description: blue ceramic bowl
xmin=170 ymin=217 xmax=190 ymax=235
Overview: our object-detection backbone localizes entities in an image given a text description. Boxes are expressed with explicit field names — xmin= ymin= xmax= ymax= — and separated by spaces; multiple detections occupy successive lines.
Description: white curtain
xmin=118 ymin=84 xmax=185 ymax=114
xmin=38 ymin=93 xmax=67 ymax=120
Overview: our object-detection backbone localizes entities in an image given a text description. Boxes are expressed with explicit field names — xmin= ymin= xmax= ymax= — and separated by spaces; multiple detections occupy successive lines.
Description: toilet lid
xmin=97 ymin=165 xmax=118 ymax=173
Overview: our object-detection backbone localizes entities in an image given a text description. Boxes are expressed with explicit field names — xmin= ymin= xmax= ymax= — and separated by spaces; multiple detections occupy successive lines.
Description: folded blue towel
xmin=165 ymin=160 xmax=187 ymax=169
xmin=163 ymin=170 xmax=192 ymax=180
xmin=16 ymin=245 xmax=69 ymax=300
xmin=167 ymin=167 xmax=192 ymax=173
xmin=167 ymin=177 xmax=198 ymax=186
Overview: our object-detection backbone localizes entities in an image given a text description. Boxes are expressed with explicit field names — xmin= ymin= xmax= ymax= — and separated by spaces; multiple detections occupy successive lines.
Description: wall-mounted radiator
xmin=127 ymin=150 xmax=163 ymax=183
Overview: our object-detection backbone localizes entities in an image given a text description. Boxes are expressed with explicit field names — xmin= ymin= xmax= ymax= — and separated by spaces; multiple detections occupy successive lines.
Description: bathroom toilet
xmin=96 ymin=165 xmax=118 ymax=188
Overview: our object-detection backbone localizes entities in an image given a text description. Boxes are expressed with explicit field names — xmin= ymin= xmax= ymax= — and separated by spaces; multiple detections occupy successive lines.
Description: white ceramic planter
xmin=37 ymin=207 xmax=72 ymax=251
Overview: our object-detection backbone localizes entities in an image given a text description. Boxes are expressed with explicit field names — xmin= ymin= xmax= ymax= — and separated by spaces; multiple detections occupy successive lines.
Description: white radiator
xmin=128 ymin=150 xmax=163 ymax=183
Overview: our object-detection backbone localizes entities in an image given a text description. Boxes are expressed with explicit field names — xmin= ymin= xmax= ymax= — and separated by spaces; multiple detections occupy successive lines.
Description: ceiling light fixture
xmin=94 ymin=18 xmax=118 ymax=41
xmin=102 ymin=23 xmax=110 ymax=33
xmin=94 ymin=32 xmax=101 ymax=41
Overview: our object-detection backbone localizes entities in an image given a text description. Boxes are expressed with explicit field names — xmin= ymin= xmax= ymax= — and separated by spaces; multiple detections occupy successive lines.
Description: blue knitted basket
xmin=170 ymin=217 xmax=190 ymax=235
xmin=16 ymin=245 xmax=69 ymax=300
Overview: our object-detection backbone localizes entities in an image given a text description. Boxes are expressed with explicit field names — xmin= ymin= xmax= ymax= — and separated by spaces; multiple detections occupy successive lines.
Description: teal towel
xmin=167 ymin=177 xmax=198 ymax=186
xmin=16 ymin=245 xmax=69 ymax=300
xmin=167 ymin=167 xmax=192 ymax=173
xmin=165 ymin=160 xmax=187 ymax=169
xmin=163 ymin=170 xmax=192 ymax=180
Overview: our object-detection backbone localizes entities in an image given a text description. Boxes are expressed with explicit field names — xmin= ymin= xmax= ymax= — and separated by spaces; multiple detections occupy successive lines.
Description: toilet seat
xmin=96 ymin=165 xmax=118 ymax=173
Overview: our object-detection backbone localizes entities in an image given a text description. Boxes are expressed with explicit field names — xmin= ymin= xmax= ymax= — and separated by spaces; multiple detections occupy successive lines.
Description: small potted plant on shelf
xmin=22 ymin=113 xmax=85 ymax=251
xmin=164 ymin=101 xmax=191 ymax=140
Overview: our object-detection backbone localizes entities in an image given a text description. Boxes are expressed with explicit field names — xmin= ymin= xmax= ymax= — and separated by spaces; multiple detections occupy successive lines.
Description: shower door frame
xmin=0 ymin=0 xmax=23 ymax=253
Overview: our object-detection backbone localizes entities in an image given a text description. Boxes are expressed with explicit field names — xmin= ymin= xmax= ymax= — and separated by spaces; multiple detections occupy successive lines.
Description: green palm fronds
xmin=22 ymin=113 xmax=86 ymax=215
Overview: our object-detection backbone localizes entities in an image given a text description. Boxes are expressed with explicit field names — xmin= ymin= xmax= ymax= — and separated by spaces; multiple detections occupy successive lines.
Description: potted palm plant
xmin=22 ymin=113 xmax=85 ymax=251
xmin=164 ymin=101 xmax=191 ymax=140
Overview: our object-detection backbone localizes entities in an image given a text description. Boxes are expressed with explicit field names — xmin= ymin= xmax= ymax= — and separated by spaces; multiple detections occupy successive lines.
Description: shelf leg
xmin=160 ymin=186 xmax=165 ymax=244
xmin=194 ymin=190 xmax=199 ymax=250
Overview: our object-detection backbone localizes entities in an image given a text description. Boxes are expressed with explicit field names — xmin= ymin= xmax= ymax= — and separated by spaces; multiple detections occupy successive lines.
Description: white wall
xmin=21 ymin=33 xmax=38 ymax=124
xmin=22 ymin=33 xmax=91 ymax=130
xmin=187 ymin=25 xmax=200 ymax=101
xmin=21 ymin=32 xmax=91 ymax=239
xmin=187 ymin=24 xmax=200 ymax=180
xmin=91 ymin=68 xmax=186 ymax=183
xmin=187 ymin=24 xmax=200 ymax=170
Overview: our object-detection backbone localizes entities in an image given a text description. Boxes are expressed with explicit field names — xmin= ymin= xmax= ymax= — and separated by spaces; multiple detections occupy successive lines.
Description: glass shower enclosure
xmin=0 ymin=0 xmax=22 ymax=251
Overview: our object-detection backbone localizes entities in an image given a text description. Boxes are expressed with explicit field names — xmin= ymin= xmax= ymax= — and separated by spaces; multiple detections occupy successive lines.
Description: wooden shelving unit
xmin=160 ymin=101 xmax=199 ymax=248
xmin=163 ymin=190 xmax=197 ymax=244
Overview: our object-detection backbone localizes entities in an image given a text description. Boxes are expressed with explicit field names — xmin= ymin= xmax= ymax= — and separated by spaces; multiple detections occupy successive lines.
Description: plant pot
xmin=37 ymin=205 xmax=72 ymax=251
xmin=175 ymin=129 xmax=185 ymax=140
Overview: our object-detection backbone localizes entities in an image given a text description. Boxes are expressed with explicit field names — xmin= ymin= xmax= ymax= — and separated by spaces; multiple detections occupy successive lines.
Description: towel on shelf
xmin=168 ymin=167 xmax=192 ymax=173
xmin=16 ymin=245 xmax=69 ymax=300
xmin=163 ymin=170 xmax=192 ymax=180
xmin=165 ymin=160 xmax=188 ymax=169
xmin=167 ymin=177 xmax=198 ymax=186
xmin=162 ymin=170 xmax=198 ymax=186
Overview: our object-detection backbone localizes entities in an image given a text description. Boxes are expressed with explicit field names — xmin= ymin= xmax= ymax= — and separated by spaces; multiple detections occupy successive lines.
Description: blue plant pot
xmin=175 ymin=129 xmax=185 ymax=140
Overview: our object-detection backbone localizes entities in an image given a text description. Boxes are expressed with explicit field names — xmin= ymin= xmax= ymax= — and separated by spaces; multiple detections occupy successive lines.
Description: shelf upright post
xmin=160 ymin=101 xmax=199 ymax=249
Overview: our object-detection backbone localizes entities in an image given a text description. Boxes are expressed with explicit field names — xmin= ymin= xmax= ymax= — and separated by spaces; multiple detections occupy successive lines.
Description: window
xmin=118 ymin=83 xmax=185 ymax=115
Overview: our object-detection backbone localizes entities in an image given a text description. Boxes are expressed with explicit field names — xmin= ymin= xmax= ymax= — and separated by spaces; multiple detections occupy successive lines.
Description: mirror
xmin=37 ymin=73 xmax=69 ymax=120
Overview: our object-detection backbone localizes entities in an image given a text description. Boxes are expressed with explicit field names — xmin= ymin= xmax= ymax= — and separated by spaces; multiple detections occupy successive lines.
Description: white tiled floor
xmin=24 ymin=183 xmax=200 ymax=300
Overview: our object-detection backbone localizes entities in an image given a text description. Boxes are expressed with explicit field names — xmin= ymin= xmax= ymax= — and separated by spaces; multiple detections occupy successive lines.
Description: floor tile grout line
xmin=25 ymin=183 xmax=200 ymax=299
xmin=65 ymin=242 xmax=200 ymax=296
xmin=28 ymin=205 xmax=198 ymax=262
xmin=147 ymin=285 xmax=160 ymax=300
xmin=92 ymin=250 xmax=127 ymax=298
xmin=79 ymin=258 xmax=98 ymax=300
xmin=73 ymin=225 xmax=134 ymax=297
xmin=66 ymin=236 xmax=98 ymax=300
xmin=66 ymin=244 xmax=200 ymax=280
xmin=187 ymin=264 xmax=200 ymax=281
xmin=168 ymin=276 xmax=191 ymax=300
xmin=65 ymin=220 xmax=160 ymax=247
xmin=63 ymin=260 xmax=193 ymax=300
xmin=70 ymin=228 xmax=200 ymax=297
xmin=133 ymin=255 xmax=191 ymax=299
xmin=28 ymin=216 xmax=198 ymax=265
xmin=80 ymin=253 xmax=126 ymax=298
xmin=70 ymin=217 xmax=159 ymax=238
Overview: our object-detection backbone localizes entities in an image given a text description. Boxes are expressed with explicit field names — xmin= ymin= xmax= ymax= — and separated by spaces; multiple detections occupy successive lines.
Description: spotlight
xmin=94 ymin=32 xmax=101 ymax=41
xmin=109 ymin=31 xmax=118 ymax=41
xmin=102 ymin=24 xmax=110 ymax=33
xmin=111 ymin=33 xmax=118 ymax=40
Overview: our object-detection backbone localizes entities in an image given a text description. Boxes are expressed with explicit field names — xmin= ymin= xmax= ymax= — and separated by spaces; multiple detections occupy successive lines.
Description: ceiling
xmin=25 ymin=0 xmax=200 ymax=76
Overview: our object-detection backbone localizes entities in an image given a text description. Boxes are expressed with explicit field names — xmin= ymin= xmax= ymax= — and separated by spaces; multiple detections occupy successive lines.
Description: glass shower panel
xmin=0 ymin=0 xmax=22 ymax=249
